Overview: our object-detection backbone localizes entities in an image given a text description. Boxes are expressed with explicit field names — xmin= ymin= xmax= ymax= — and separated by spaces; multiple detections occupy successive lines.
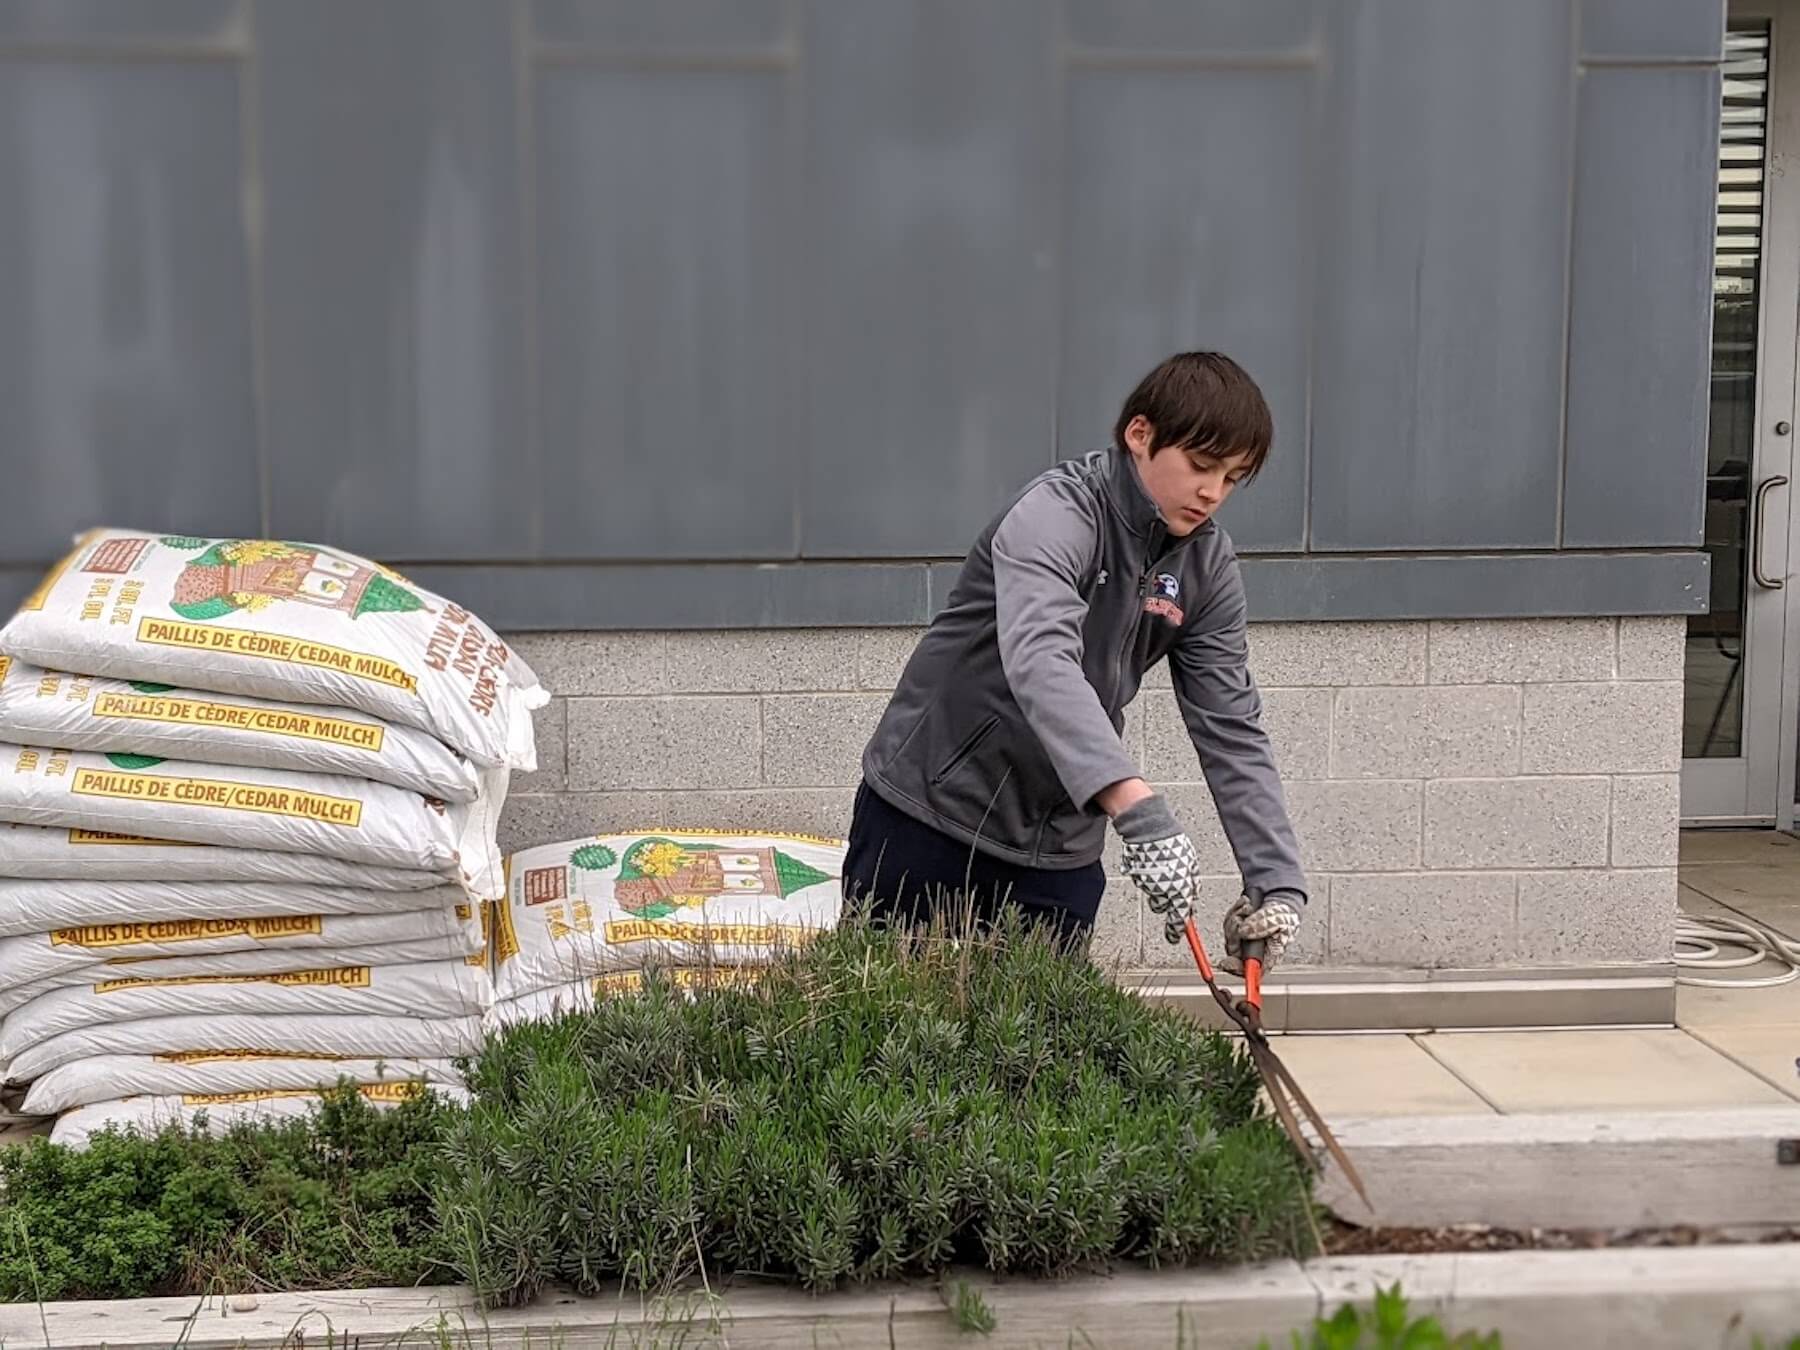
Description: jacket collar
xmin=1102 ymin=446 xmax=1212 ymax=549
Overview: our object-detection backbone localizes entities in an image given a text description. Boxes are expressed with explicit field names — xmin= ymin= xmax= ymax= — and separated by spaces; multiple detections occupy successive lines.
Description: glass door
xmin=1682 ymin=13 xmax=1797 ymax=827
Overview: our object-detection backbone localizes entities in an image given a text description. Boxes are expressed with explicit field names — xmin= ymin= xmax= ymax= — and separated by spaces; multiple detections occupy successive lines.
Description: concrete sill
xmin=1123 ymin=961 xmax=1676 ymax=1032
xmin=4 ymin=1247 xmax=1798 ymax=1349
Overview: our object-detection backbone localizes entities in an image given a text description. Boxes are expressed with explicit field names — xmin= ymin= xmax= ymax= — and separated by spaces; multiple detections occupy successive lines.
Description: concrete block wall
xmin=501 ymin=617 xmax=1684 ymax=972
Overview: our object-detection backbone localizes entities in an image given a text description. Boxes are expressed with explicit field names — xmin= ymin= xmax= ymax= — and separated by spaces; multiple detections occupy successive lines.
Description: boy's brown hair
xmin=1112 ymin=352 xmax=1274 ymax=481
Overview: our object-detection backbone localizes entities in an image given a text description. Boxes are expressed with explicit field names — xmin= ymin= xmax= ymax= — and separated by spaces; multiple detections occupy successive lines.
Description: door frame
xmin=1683 ymin=1 xmax=1798 ymax=829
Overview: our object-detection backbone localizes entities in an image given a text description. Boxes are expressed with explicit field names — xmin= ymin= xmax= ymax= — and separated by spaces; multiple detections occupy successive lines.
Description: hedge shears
xmin=1180 ymin=909 xmax=1372 ymax=1213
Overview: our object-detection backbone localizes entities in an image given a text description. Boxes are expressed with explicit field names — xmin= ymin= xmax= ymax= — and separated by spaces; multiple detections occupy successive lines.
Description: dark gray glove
xmin=1113 ymin=794 xmax=1200 ymax=946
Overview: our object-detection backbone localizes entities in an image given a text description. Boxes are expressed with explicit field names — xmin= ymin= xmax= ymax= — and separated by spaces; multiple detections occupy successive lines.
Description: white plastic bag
xmin=0 ymin=659 xmax=480 ymax=802
xmin=0 ymin=935 xmax=487 ymax=1019
xmin=0 ymin=877 xmax=465 ymax=938
xmin=0 ymin=959 xmax=494 ymax=1064
xmin=1 ymin=529 xmax=545 ymax=770
xmin=0 ymin=743 xmax=505 ymax=892
xmin=7 ymin=1010 xmax=484 ymax=1083
xmin=491 ymin=830 xmax=844 ymax=1002
xmin=49 ymin=1081 xmax=472 ymax=1149
xmin=24 ymin=1050 xmax=464 ymax=1115
xmin=0 ymin=822 xmax=452 ymax=890
xmin=0 ymin=903 xmax=481 ymax=1004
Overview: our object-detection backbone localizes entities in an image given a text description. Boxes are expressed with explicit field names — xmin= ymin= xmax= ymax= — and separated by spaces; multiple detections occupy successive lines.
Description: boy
xmin=844 ymin=352 xmax=1308 ymax=972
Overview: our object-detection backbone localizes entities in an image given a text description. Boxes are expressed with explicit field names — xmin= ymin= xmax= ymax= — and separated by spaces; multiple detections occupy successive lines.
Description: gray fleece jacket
xmin=860 ymin=447 xmax=1308 ymax=900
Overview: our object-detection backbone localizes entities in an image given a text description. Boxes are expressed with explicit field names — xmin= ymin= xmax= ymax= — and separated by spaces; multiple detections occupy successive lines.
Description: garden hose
xmin=1675 ymin=910 xmax=1800 ymax=988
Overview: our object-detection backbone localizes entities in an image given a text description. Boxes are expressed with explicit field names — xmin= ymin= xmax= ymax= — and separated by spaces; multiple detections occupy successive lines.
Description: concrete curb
xmin=3 ymin=1247 xmax=1798 ymax=1350
xmin=1317 ymin=1107 xmax=1800 ymax=1229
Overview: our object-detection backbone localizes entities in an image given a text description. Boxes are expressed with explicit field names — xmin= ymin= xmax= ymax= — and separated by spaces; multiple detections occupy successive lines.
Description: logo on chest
xmin=1144 ymin=572 xmax=1184 ymax=625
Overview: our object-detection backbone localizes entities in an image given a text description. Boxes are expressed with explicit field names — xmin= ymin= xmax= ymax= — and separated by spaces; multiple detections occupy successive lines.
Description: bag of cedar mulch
xmin=0 ymin=876 xmax=465 ymax=939
xmin=0 ymin=822 xmax=451 ymax=890
xmin=486 ymin=964 xmax=766 ymax=1031
xmin=0 ymin=659 xmax=480 ymax=801
xmin=0 ymin=743 xmax=506 ymax=891
xmin=489 ymin=830 xmax=844 ymax=1003
xmin=0 ymin=903 xmax=482 ymax=1007
xmin=7 ymin=1010 xmax=485 ymax=1083
xmin=49 ymin=1081 xmax=473 ymax=1149
xmin=0 ymin=959 xmax=494 ymax=1066
xmin=23 ymin=1050 xmax=464 ymax=1116
xmin=0 ymin=529 xmax=545 ymax=770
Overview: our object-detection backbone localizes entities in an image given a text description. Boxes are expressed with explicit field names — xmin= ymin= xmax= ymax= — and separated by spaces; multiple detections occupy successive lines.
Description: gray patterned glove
xmin=1113 ymin=794 xmax=1200 ymax=946
xmin=1222 ymin=889 xmax=1305 ymax=974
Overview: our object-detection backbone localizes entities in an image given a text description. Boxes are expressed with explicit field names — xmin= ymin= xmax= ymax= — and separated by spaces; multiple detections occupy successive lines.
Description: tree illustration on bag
xmin=163 ymin=540 xmax=427 ymax=622
xmin=613 ymin=837 xmax=832 ymax=921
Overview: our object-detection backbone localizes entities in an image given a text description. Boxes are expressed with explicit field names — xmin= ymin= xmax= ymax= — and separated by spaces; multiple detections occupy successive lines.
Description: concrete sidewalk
xmin=1266 ymin=828 xmax=1800 ymax=1120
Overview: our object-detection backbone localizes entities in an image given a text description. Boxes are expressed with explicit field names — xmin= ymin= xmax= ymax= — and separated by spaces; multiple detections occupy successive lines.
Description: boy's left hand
xmin=1221 ymin=890 xmax=1304 ymax=973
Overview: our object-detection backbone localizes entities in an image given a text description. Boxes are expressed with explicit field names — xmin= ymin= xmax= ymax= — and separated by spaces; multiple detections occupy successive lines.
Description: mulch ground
xmin=1321 ymin=1217 xmax=1800 ymax=1256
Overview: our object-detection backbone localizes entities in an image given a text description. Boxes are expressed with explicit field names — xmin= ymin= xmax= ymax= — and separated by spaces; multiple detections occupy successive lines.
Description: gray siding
xmin=0 ymin=0 xmax=1725 ymax=625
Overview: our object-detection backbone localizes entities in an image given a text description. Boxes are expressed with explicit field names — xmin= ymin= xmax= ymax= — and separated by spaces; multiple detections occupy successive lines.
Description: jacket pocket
xmin=930 ymin=715 xmax=1001 ymax=785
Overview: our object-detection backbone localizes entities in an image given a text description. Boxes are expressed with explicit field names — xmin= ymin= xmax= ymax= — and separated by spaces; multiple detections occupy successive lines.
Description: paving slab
xmin=1414 ymin=1029 xmax=1791 ymax=1112
xmin=1264 ymin=1034 xmax=1496 ymax=1117
xmin=1681 ymin=1025 xmax=1800 ymax=1101
xmin=1315 ymin=1107 xmax=1800 ymax=1230
xmin=1680 ymin=862 xmax=1800 ymax=915
xmin=1680 ymin=829 xmax=1799 ymax=865
xmin=1677 ymin=978 xmax=1800 ymax=1028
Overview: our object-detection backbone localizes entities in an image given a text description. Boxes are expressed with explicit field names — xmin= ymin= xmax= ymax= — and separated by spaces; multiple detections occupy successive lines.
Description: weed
xmin=948 ymin=1279 xmax=997 ymax=1335
xmin=0 ymin=1082 xmax=456 ymax=1301
xmin=1261 ymin=1283 xmax=1501 ymax=1350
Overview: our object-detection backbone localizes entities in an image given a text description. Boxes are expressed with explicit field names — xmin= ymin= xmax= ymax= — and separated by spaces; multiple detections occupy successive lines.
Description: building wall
xmin=502 ymin=616 xmax=1684 ymax=970
xmin=0 ymin=0 xmax=1724 ymax=630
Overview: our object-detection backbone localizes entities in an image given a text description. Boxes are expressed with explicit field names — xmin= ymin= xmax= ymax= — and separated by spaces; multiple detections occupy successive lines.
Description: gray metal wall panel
xmin=1563 ymin=67 xmax=1718 ymax=548
xmin=797 ymin=0 xmax=1057 ymax=558
xmin=1580 ymin=0 xmax=1724 ymax=62
xmin=1059 ymin=69 xmax=1312 ymax=552
xmin=258 ymin=0 xmax=531 ymax=560
xmin=0 ymin=0 xmax=238 ymax=42
xmin=0 ymin=0 xmax=1728 ymax=630
xmin=1061 ymin=0 xmax=1320 ymax=54
xmin=537 ymin=66 xmax=794 ymax=559
xmin=532 ymin=0 xmax=786 ymax=51
xmin=1309 ymin=0 xmax=1573 ymax=552
xmin=0 ymin=60 xmax=259 ymax=563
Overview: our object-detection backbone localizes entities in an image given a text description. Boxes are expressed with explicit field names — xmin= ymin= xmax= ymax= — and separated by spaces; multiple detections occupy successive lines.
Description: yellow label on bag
xmin=491 ymin=898 xmax=521 ymax=966
xmin=71 ymin=768 xmax=364 ymax=828
xmin=94 ymin=967 xmax=371 ymax=994
xmin=155 ymin=1049 xmax=349 ymax=1065
xmin=591 ymin=967 xmax=762 ymax=998
xmin=91 ymin=692 xmax=385 ymax=751
xmin=51 ymin=916 xmax=322 ymax=949
xmin=67 ymin=828 xmax=193 ymax=847
xmin=180 ymin=1081 xmax=425 ymax=1108
xmin=137 ymin=617 xmax=417 ymax=693
xmin=602 ymin=919 xmax=817 ymax=948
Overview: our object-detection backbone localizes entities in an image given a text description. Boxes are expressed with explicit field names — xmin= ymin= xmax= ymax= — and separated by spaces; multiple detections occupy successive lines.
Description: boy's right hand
xmin=1112 ymin=792 xmax=1200 ymax=944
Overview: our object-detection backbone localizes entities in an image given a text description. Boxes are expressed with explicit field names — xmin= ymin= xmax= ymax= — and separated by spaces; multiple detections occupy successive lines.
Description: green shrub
xmin=0 ymin=1082 xmax=456 ymax=1301
xmin=436 ymin=912 xmax=1315 ymax=1307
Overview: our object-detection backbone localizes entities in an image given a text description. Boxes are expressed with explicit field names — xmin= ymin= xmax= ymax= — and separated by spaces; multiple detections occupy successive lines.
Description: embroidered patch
xmin=1144 ymin=572 xmax=1184 ymax=625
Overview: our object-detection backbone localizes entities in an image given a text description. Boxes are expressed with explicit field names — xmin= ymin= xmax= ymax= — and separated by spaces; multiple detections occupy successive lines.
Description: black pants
xmin=841 ymin=780 xmax=1104 ymax=951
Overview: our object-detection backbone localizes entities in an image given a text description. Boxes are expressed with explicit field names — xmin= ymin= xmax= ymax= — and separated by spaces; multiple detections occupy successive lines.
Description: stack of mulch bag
xmin=0 ymin=530 xmax=545 ymax=1147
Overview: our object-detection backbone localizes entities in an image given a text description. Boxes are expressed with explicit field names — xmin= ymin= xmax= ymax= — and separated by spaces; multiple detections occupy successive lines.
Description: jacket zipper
xmin=931 ymin=715 xmax=1001 ymax=785
xmin=1113 ymin=522 xmax=1163 ymax=711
